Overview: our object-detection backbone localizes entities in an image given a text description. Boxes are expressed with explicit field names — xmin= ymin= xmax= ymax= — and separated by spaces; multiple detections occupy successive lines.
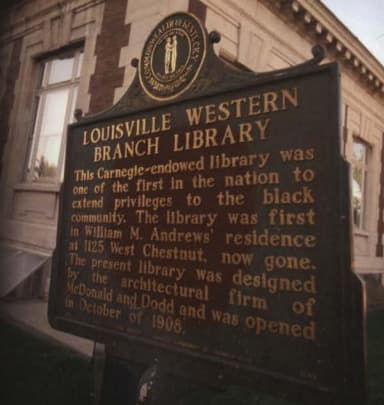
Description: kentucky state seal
xmin=139 ymin=12 xmax=207 ymax=101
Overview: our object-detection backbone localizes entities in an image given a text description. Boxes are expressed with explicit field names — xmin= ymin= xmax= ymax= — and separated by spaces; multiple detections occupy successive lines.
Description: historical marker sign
xmin=49 ymin=12 xmax=365 ymax=405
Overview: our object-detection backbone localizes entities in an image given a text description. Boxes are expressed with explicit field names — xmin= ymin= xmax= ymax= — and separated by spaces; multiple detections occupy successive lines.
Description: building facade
xmin=0 ymin=0 xmax=383 ymax=299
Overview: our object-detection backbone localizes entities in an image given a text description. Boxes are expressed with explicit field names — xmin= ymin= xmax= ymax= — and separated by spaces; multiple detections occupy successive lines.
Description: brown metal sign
xmin=49 ymin=12 xmax=365 ymax=405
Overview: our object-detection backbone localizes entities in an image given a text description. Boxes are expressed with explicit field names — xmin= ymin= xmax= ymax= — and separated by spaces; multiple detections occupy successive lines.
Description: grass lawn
xmin=0 ymin=320 xmax=92 ymax=405
xmin=0 ymin=311 xmax=383 ymax=405
xmin=366 ymin=310 xmax=384 ymax=404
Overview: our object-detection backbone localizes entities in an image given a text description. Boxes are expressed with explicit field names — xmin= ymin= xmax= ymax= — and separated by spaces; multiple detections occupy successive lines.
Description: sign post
xmin=49 ymin=12 xmax=366 ymax=405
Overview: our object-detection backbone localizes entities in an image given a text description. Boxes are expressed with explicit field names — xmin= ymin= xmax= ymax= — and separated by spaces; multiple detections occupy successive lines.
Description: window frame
xmin=25 ymin=48 xmax=83 ymax=184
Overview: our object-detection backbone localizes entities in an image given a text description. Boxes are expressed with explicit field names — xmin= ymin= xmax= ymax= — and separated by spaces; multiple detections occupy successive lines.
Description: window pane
xmin=27 ymin=50 xmax=81 ymax=183
xmin=353 ymin=141 xmax=366 ymax=163
xmin=40 ymin=88 xmax=70 ymax=135
xmin=34 ymin=134 xmax=61 ymax=179
xmin=31 ymin=88 xmax=69 ymax=180
xmin=69 ymin=86 xmax=78 ymax=124
xmin=76 ymin=53 xmax=84 ymax=78
xmin=352 ymin=167 xmax=363 ymax=227
xmin=41 ymin=62 xmax=49 ymax=86
xmin=351 ymin=139 xmax=369 ymax=229
xmin=61 ymin=86 xmax=78 ymax=181
xmin=352 ymin=166 xmax=363 ymax=187
xmin=48 ymin=56 xmax=74 ymax=84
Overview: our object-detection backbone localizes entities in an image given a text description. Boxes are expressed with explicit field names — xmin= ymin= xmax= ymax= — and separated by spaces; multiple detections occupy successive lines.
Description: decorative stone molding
xmin=261 ymin=0 xmax=384 ymax=97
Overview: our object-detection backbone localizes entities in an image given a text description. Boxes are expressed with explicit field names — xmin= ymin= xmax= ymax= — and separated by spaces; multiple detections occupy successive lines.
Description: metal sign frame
xmin=49 ymin=12 xmax=366 ymax=405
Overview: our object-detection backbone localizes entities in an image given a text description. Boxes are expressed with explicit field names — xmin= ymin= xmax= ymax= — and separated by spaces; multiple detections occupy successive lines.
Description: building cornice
xmin=262 ymin=0 xmax=384 ymax=98
xmin=0 ymin=0 xmax=104 ymax=45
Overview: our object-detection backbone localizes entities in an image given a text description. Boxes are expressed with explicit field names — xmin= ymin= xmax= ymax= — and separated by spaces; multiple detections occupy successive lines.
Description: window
xmin=351 ymin=139 xmax=369 ymax=229
xmin=26 ymin=50 xmax=83 ymax=182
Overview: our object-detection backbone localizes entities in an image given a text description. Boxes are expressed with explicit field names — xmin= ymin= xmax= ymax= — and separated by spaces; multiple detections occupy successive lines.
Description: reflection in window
xmin=48 ymin=57 xmax=74 ymax=84
xmin=27 ymin=50 xmax=82 ymax=182
xmin=352 ymin=139 xmax=369 ymax=229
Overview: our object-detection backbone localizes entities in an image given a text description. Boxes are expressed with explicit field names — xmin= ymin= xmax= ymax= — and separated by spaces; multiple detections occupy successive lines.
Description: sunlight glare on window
xmin=32 ymin=88 xmax=70 ymax=179
xmin=35 ymin=135 xmax=61 ymax=178
xmin=40 ymin=88 xmax=69 ymax=135
xmin=48 ymin=56 xmax=74 ymax=84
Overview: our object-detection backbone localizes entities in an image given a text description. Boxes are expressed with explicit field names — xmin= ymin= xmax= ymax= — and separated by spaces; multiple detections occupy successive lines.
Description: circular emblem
xmin=139 ymin=12 xmax=207 ymax=101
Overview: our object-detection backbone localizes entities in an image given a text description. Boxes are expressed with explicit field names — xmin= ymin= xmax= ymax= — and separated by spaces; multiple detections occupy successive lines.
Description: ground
xmin=0 ymin=310 xmax=383 ymax=405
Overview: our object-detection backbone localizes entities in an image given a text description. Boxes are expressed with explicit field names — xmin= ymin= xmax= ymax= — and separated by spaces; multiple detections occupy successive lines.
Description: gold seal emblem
xmin=139 ymin=13 xmax=207 ymax=101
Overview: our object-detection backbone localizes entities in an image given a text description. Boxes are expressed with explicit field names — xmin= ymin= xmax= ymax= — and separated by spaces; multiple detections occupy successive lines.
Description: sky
xmin=321 ymin=0 xmax=384 ymax=65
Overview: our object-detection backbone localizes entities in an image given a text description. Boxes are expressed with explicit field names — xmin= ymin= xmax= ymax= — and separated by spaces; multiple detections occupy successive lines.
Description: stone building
xmin=0 ymin=0 xmax=383 ymax=300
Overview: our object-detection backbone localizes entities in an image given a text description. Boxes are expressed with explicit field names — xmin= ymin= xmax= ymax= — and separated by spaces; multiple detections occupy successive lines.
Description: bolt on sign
xmin=49 ymin=12 xmax=366 ymax=405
